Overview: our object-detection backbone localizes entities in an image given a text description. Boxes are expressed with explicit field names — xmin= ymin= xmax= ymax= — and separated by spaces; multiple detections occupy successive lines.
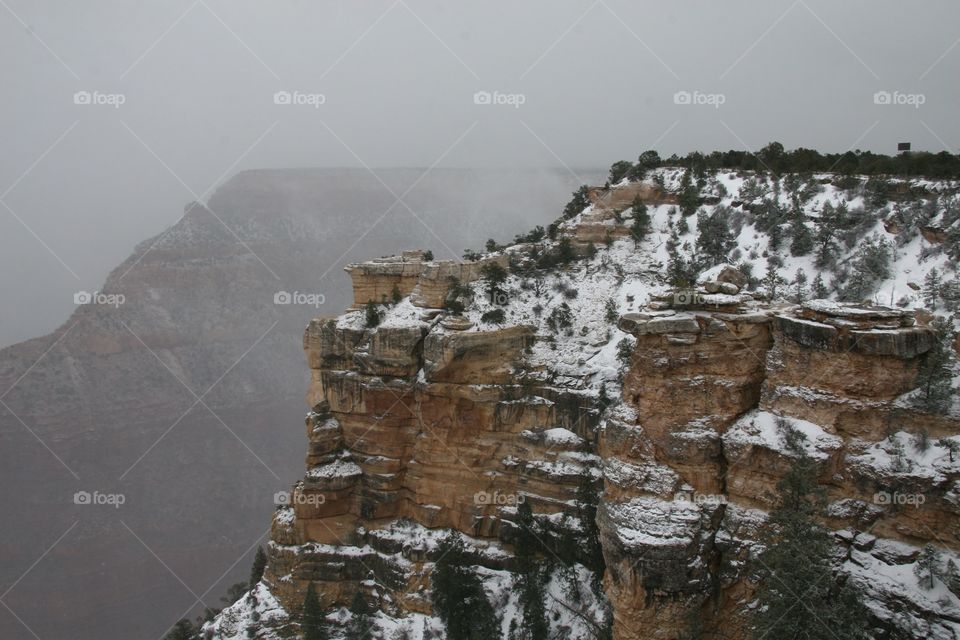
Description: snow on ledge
xmin=306 ymin=458 xmax=363 ymax=480
xmin=847 ymin=431 xmax=960 ymax=483
xmin=204 ymin=582 xmax=289 ymax=640
xmin=604 ymin=496 xmax=704 ymax=550
xmin=723 ymin=410 xmax=842 ymax=460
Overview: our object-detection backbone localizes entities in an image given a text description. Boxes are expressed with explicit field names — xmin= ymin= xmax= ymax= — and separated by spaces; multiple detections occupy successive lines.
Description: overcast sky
xmin=1 ymin=0 xmax=958 ymax=346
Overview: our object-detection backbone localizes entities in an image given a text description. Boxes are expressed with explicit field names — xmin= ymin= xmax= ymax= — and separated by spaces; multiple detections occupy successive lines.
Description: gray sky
xmin=1 ymin=0 xmax=958 ymax=346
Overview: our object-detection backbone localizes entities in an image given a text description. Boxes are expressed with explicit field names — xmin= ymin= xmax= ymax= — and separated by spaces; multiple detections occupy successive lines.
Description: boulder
xmin=439 ymin=316 xmax=473 ymax=331
xmin=641 ymin=314 xmax=701 ymax=335
xmin=718 ymin=282 xmax=740 ymax=295
xmin=716 ymin=265 xmax=747 ymax=288
xmin=775 ymin=315 xmax=838 ymax=350
xmin=617 ymin=312 xmax=652 ymax=333
xmin=423 ymin=325 xmax=535 ymax=383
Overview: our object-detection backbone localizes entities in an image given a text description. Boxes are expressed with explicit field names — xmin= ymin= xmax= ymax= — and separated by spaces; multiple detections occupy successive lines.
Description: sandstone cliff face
xmin=239 ymin=243 xmax=613 ymax=638
xmin=220 ymin=172 xmax=960 ymax=640
xmin=282 ymin=306 xmax=598 ymax=575
xmin=261 ymin=281 xmax=959 ymax=639
xmin=611 ymin=298 xmax=960 ymax=639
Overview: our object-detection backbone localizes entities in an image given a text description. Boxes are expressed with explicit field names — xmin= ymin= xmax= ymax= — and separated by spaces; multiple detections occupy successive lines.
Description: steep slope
xmin=0 ymin=168 xmax=591 ymax=640
xmin=217 ymin=167 xmax=960 ymax=639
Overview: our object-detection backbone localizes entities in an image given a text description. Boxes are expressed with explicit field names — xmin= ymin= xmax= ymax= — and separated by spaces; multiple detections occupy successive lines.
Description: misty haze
xmin=1 ymin=2 xmax=959 ymax=640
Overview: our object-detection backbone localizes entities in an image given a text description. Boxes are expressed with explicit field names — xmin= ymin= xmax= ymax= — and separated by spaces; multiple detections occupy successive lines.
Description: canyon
xmin=0 ymin=168 xmax=587 ymax=640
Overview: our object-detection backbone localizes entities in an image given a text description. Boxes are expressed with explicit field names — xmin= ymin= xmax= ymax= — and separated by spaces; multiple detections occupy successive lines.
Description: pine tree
xmin=762 ymin=266 xmax=786 ymax=301
xmin=631 ymin=197 xmax=650 ymax=246
xmin=914 ymin=317 xmax=955 ymax=413
xmin=791 ymin=268 xmax=809 ymax=304
xmin=923 ymin=268 xmax=943 ymax=309
xmin=666 ymin=230 xmax=694 ymax=287
xmin=576 ymin=474 xmax=606 ymax=593
xmin=617 ymin=337 xmax=634 ymax=368
xmin=556 ymin=515 xmax=578 ymax=567
xmin=608 ymin=160 xmax=634 ymax=185
xmin=889 ymin=434 xmax=909 ymax=472
xmin=556 ymin=515 xmax=581 ymax=603
xmin=480 ymin=262 xmax=508 ymax=305
xmin=364 ymin=300 xmax=382 ymax=327
xmin=443 ymin=277 xmax=470 ymax=314
xmin=943 ymin=278 xmax=960 ymax=313
xmin=754 ymin=199 xmax=785 ymax=234
xmin=629 ymin=150 xmax=661 ymax=181
xmin=839 ymin=236 xmax=891 ymax=302
xmin=789 ymin=214 xmax=814 ymax=256
xmin=814 ymin=202 xmax=840 ymax=268
xmin=514 ymin=502 xmax=548 ymax=640
xmin=915 ymin=544 xmax=942 ymax=590
xmin=812 ymin=272 xmax=828 ymax=299
xmin=302 ymin=582 xmax=328 ymax=640
xmin=556 ymin=237 xmax=575 ymax=264
xmin=249 ymin=546 xmax=267 ymax=590
xmin=834 ymin=200 xmax=850 ymax=229
xmin=346 ymin=590 xmax=372 ymax=640
xmin=696 ymin=207 xmax=736 ymax=266
xmin=605 ymin=298 xmax=618 ymax=324
xmin=752 ymin=446 xmax=869 ymax=640
xmin=562 ymin=186 xmax=590 ymax=219
xmin=767 ymin=222 xmax=784 ymax=252
xmin=939 ymin=437 xmax=960 ymax=463
xmin=679 ymin=170 xmax=700 ymax=217
xmin=432 ymin=532 xmax=498 ymax=640
xmin=945 ymin=559 xmax=960 ymax=597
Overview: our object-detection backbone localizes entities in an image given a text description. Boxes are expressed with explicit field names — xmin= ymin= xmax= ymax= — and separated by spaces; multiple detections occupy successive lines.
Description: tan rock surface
xmin=264 ymin=247 xmax=959 ymax=640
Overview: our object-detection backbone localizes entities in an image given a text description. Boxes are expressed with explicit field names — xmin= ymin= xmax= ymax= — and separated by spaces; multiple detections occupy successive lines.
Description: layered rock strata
xmin=236 ymin=175 xmax=960 ymax=640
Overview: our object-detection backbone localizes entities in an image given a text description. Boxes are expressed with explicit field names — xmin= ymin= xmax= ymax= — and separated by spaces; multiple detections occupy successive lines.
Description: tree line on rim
xmin=606 ymin=142 xmax=960 ymax=184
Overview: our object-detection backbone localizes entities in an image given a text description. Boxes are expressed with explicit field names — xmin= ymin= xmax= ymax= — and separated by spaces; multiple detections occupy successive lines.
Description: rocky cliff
xmin=211 ymin=169 xmax=960 ymax=640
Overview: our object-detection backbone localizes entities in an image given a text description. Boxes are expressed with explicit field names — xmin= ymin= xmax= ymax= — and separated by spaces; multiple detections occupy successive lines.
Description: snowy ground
xmin=203 ymin=582 xmax=290 ymax=640
xmin=214 ymin=519 xmax=607 ymax=639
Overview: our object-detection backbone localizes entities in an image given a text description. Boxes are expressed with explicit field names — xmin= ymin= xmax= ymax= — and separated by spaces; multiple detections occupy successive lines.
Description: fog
xmin=1 ymin=0 xmax=958 ymax=346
